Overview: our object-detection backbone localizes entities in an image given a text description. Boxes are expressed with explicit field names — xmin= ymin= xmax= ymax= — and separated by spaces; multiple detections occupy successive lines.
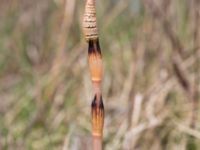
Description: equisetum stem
xmin=83 ymin=0 xmax=104 ymax=149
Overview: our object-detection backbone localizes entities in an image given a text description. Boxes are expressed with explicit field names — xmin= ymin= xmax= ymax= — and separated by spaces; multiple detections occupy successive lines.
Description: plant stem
xmin=83 ymin=0 xmax=104 ymax=149
xmin=93 ymin=136 xmax=102 ymax=150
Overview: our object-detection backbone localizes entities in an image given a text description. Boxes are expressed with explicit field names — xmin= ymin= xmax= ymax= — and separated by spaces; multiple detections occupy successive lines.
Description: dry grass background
xmin=0 ymin=0 xmax=200 ymax=149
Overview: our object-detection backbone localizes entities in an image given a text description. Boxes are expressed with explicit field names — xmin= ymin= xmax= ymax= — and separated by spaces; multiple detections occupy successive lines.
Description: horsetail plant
xmin=83 ymin=0 xmax=104 ymax=149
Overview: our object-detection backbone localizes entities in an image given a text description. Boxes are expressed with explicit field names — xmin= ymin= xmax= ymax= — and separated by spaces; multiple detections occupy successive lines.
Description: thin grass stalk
xmin=83 ymin=0 xmax=104 ymax=149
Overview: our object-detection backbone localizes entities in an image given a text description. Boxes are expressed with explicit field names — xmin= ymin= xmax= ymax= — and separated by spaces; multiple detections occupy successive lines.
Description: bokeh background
xmin=0 ymin=0 xmax=200 ymax=149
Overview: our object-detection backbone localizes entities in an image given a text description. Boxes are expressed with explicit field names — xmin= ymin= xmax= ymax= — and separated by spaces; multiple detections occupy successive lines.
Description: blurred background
xmin=0 ymin=0 xmax=200 ymax=149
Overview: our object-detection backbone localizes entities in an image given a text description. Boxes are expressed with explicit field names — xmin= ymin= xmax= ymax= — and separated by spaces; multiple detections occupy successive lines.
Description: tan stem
xmin=93 ymin=136 xmax=102 ymax=150
xmin=92 ymin=81 xmax=102 ymax=96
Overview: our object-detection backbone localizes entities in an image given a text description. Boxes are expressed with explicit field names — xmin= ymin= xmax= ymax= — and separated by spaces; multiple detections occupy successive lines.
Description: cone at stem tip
xmin=83 ymin=0 xmax=98 ymax=41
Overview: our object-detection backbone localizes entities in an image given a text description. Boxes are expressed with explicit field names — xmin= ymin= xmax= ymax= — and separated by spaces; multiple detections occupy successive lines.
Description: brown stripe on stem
xmin=91 ymin=94 xmax=104 ymax=137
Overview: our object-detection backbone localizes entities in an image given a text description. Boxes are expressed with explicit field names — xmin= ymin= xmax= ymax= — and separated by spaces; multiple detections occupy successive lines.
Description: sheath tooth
xmin=91 ymin=95 xmax=104 ymax=137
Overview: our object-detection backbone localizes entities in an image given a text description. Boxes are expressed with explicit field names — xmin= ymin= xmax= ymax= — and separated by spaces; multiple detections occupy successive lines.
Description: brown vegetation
xmin=0 ymin=0 xmax=199 ymax=149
